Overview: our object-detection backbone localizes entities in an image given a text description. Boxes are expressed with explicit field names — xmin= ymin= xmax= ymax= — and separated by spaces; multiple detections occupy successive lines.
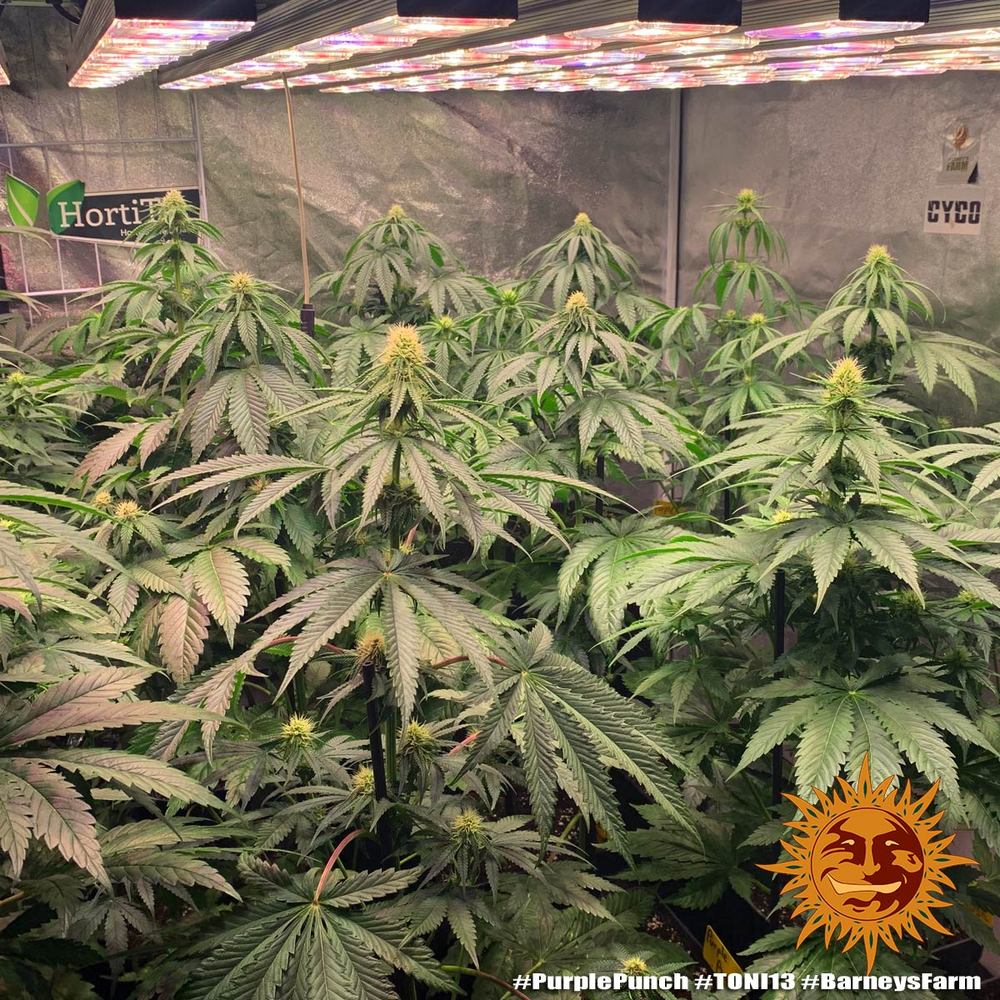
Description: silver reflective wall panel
xmin=679 ymin=73 xmax=1000 ymax=419
xmin=193 ymin=83 xmax=678 ymax=295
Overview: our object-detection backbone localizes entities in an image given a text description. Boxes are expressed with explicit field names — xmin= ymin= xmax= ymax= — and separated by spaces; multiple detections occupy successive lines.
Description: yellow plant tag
xmin=703 ymin=925 xmax=742 ymax=975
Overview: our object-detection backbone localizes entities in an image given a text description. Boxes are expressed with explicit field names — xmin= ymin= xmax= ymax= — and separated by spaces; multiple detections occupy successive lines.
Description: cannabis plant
xmin=2 ymin=188 xmax=998 ymax=1000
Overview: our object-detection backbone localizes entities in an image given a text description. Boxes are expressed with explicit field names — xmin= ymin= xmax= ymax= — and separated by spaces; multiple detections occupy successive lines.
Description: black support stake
xmin=362 ymin=662 xmax=391 ymax=859
xmin=300 ymin=302 xmax=315 ymax=336
xmin=771 ymin=568 xmax=786 ymax=806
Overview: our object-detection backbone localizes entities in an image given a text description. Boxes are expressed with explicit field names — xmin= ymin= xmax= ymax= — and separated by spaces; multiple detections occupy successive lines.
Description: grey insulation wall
xmin=195 ymin=84 xmax=678 ymax=293
xmin=0 ymin=6 xmax=678 ymax=303
xmin=678 ymin=72 xmax=1000 ymax=416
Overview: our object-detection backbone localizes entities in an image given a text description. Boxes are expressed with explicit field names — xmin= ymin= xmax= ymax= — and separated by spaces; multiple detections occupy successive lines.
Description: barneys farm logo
xmin=761 ymin=757 xmax=975 ymax=972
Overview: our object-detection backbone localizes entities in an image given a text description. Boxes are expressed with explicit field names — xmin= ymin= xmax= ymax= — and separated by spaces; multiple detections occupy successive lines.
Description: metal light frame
xmin=67 ymin=0 xmax=258 ymax=88
xmin=157 ymin=0 xmax=519 ymax=88
xmin=149 ymin=0 xmax=1000 ymax=95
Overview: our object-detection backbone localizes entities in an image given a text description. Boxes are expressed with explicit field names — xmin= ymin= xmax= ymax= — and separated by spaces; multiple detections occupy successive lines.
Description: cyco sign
xmin=4 ymin=174 xmax=200 ymax=242
xmin=924 ymin=190 xmax=984 ymax=235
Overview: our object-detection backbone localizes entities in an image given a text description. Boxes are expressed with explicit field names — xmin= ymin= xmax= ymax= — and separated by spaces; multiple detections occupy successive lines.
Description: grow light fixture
xmin=859 ymin=61 xmax=946 ymax=75
xmin=631 ymin=33 xmax=759 ymax=55
xmin=761 ymin=38 xmax=894 ymax=57
xmin=884 ymin=45 xmax=997 ymax=62
xmin=894 ymin=27 xmax=1000 ymax=47
xmin=694 ymin=65 xmax=777 ymax=84
xmin=67 ymin=0 xmax=256 ymax=88
xmin=565 ymin=0 xmax=742 ymax=43
xmin=473 ymin=34 xmax=600 ymax=57
xmin=469 ymin=76 xmax=535 ymax=89
xmin=159 ymin=0 xmax=517 ymax=90
xmin=0 ymin=40 xmax=8 ymax=87
xmin=743 ymin=0 xmax=928 ymax=42
xmin=243 ymin=69 xmax=369 ymax=89
xmin=659 ymin=49 xmax=766 ymax=68
xmin=538 ymin=50 xmax=642 ymax=69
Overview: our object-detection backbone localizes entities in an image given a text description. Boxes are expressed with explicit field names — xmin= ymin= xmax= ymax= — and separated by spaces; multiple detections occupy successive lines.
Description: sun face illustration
xmin=761 ymin=757 xmax=975 ymax=972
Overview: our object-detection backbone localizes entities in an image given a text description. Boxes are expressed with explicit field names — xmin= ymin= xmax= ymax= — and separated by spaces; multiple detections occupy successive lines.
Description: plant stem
xmin=313 ymin=829 xmax=361 ymax=902
xmin=441 ymin=966 xmax=534 ymax=1000
xmin=558 ymin=811 xmax=583 ymax=841
xmin=0 ymin=890 xmax=25 ymax=909
xmin=384 ymin=448 xmax=403 ymax=788
xmin=362 ymin=660 xmax=391 ymax=858
xmin=595 ymin=451 xmax=605 ymax=516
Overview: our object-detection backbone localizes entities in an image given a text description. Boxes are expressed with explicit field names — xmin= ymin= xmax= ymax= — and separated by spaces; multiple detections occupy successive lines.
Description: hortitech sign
xmin=3 ymin=174 xmax=200 ymax=243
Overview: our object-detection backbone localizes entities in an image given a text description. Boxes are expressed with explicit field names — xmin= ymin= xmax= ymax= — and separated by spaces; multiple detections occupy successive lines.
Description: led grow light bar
xmin=159 ymin=0 xmax=517 ymax=90
xmin=859 ymin=62 xmax=946 ymax=75
xmin=760 ymin=38 xmax=894 ymax=57
xmin=894 ymin=26 xmax=1000 ymax=46
xmin=630 ymin=33 xmax=759 ymax=56
xmin=743 ymin=0 xmax=928 ymax=41
xmin=538 ymin=50 xmax=643 ymax=69
xmin=67 ymin=0 xmax=256 ymax=88
xmin=472 ymin=34 xmax=600 ymax=57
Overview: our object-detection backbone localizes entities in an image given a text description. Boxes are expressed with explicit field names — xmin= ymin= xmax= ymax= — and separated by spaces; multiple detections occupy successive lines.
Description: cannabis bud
xmin=402 ymin=721 xmax=434 ymax=748
xmin=160 ymin=189 xmax=189 ymax=212
xmin=281 ymin=714 xmax=316 ymax=746
xmin=737 ymin=187 xmax=758 ymax=209
xmin=574 ymin=211 xmax=592 ymax=227
xmin=865 ymin=243 xmax=893 ymax=267
xmin=112 ymin=499 xmax=142 ymax=519
xmin=823 ymin=356 xmax=866 ymax=403
xmin=387 ymin=204 xmax=406 ymax=221
xmin=379 ymin=324 xmax=427 ymax=368
xmin=229 ymin=271 xmax=256 ymax=295
xmin=351 ymin=766 xmax=376 ymax=796
xmin=621 ymin=957 xmax=650 ymax=976
xmin=564 ymin=291 xmax=590 ymax=314
xmin=93 ymin=491 xmax=114 ymax=509
xmin=451 ymin=809 xmax=485 ymax=843
xmin=6 ymin=371 xmax=26 ymax=384
xmin=747 ymin=312 xmax=767 ymax=326
xmin=771 ymin=508 xmax=795 ymax=524
xmin=354 ymin=632 xmax=386 ymax=670
xmin=247 ymin=477 xmax=268 ymax=494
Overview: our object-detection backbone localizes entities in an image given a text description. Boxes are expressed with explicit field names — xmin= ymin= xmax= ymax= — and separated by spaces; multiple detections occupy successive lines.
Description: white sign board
xmin=924 ymin=190 xmax=984 ymax=235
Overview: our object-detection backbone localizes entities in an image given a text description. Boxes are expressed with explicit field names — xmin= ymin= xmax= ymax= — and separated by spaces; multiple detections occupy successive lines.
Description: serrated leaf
xmin=191 ymin=548 xmax=250 ymax=646
xmin=159 ymin=594 xmax=209 ymax=682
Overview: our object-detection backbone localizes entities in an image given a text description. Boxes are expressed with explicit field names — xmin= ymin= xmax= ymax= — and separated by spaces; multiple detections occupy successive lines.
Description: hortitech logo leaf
xmin=47 ymin=179 xmax=86 ymax=235
xmin=5 ymin=174 xmax=40 ymax=228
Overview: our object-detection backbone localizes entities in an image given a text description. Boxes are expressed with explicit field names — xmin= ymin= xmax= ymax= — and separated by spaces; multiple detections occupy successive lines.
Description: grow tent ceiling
xmin=53 ymin=0 xmax=1000 ymax=91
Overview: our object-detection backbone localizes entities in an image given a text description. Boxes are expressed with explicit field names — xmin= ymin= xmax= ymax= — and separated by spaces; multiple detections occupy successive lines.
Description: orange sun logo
xmin=761 ymin=757 xmax=975 ymax=972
